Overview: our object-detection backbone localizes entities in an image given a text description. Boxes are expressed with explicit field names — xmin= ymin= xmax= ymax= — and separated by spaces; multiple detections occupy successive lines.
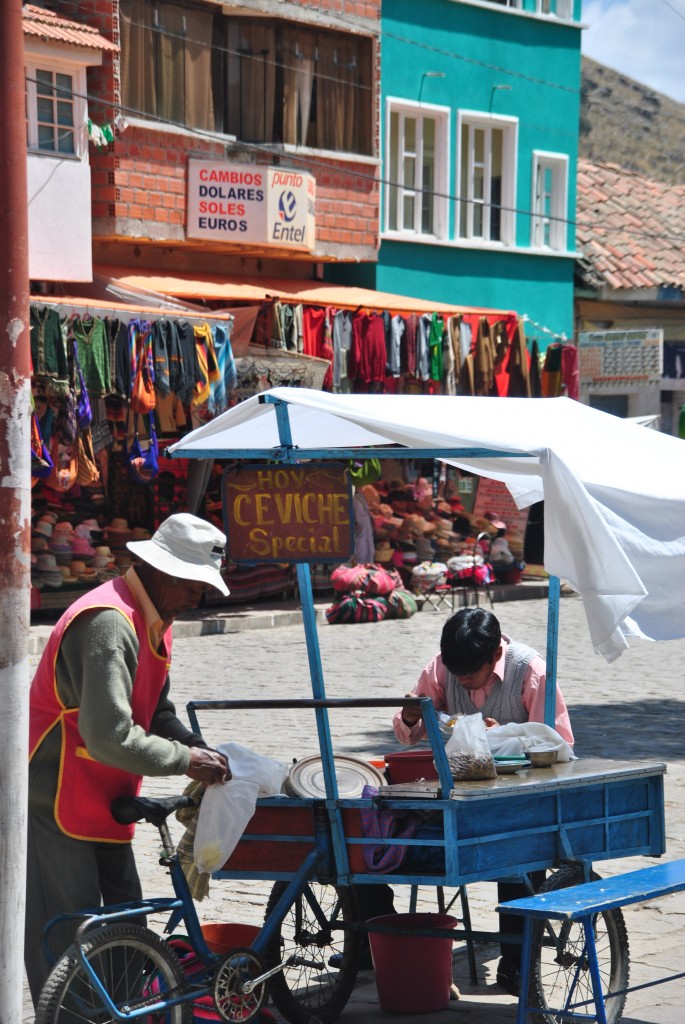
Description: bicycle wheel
xmin=264 ymin=881 xmax=360 ymax=1024
xmin=529 ymin=865 xmax=630 ymax=1024
xmin=36 ymin=922 xmax=193 ymax=1024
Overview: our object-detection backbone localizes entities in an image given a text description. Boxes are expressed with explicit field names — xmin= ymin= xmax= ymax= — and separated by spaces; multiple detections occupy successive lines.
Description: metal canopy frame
xmin=170 ymin=394 xmax=562 ymax=798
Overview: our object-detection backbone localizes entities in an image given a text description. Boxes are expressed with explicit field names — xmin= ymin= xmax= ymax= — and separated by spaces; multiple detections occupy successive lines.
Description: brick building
xmin=29 ymin=0 xmax=381 ymax=290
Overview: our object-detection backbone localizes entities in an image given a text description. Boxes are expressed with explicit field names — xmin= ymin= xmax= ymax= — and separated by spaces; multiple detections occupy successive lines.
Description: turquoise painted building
xmin=336 ymin=0 xmax=582 ymax=348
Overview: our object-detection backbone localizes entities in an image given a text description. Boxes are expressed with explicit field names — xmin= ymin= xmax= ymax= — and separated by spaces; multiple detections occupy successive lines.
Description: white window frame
xmin=531 ymin=150 xmax=568 ymax=251
xmin=384 ymin=98 xmax=450 ymax=240
xmin=536 ymin=0 xmax=574 ymax=19
xmin=25 ymin=57 xmax=87 ymax=160
xmin=456 ymin=110 xmax=518 ymax=246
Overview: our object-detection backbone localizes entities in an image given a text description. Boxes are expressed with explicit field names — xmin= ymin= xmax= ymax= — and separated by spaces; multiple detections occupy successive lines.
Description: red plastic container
xmin=368 ymin=913 xmax=457 ymax=1013
xmin=384 ymin=750 xmax=438 ymax=784
xmin=201 ymin=922 xmax=260 ymax=954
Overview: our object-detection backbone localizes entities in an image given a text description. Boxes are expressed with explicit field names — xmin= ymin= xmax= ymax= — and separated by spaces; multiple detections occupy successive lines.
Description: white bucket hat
xmin=126 ymin=513 xmax=229 ymax=596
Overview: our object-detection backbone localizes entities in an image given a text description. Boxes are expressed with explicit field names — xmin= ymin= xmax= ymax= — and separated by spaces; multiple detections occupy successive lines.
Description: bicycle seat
xmin=111 ymin=794 xmax=195 ymax=827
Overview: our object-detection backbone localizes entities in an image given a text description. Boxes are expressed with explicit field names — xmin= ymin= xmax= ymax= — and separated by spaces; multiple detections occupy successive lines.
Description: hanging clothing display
xmin=389 ymin=315 xmax=405 ymax=378
xmin=69 ymin=315 xmax=111 ymax=396
xmin=27 ymin=288 xmax=555 ymax=618
xmin=561 ymin=344 xmax=579 ymax=401
xmin=474 ymin=317 xmax=497 ymax=396
xmin=506 ymin=319 xmax=532 ymax=398
xmin=428 ymin=313 xmax=445 ymax=382
xmin=350 ymin=313 xmax=386 ymax=385
xmin=302 ymin=306 xmax=326 ymax=359
xmin=542 ymin=343 xmax=563 ymax=397
xmin=209 ymin=322 xmax=237 ymax=416
xmin=332 ymin=309 xmax=353 ymax=391
xmin=30 ymin=306 xmax=69 ymax=384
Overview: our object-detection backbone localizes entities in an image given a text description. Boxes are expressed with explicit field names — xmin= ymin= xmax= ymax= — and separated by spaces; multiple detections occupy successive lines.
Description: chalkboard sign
xmin=222 ymin=463 xmax=354 ymax=564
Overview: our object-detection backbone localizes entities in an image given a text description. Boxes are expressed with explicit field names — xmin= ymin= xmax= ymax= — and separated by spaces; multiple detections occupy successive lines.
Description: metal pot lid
xmin=287 ymin=754 xmax=384 ymax=799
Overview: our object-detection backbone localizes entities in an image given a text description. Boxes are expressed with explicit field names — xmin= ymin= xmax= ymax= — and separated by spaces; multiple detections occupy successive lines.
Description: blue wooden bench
xmin=498 ymin=858 xmax=685 ymax=1024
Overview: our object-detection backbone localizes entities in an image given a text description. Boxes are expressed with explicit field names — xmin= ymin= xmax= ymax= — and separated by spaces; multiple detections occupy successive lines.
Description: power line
xmin=50 ymin=0 xmax=583 ymax=98
xmin=26 ymin=72 xmax=685 ymax=248
xmin=658 ymin=0 xmax=685 ymax=23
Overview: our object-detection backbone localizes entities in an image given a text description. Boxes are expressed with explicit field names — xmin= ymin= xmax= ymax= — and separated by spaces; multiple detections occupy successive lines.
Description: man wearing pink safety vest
xmin=26 ymin=513 xmax=231 ymax=1005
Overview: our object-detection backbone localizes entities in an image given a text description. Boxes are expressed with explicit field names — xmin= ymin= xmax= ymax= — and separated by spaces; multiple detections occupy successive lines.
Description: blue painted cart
xmin=171 ymin=393 xmax=667 ymax=1024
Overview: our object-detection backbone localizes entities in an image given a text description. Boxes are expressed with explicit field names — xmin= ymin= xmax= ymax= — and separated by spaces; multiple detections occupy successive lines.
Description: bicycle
xmin=36 ymin=792 xmax=362 ymax=1024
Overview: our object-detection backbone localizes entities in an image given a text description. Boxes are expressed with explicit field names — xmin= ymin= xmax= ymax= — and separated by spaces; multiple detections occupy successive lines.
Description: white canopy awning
xmin=169 ymin=390 xmax=685 ymax=662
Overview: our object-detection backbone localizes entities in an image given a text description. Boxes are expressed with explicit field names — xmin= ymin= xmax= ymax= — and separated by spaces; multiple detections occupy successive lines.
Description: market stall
xmin=162 ymin=388 xmax=682 ymax=1022
xmin=29 ymin=281 xmax=545 ymax=615
xmin=34 ymin=389 xmax=681 ymax=1024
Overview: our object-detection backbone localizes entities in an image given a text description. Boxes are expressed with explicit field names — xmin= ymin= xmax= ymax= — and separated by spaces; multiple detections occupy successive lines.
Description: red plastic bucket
xmin=201 ymin=922 xmax=260 ymax=954
xmin=367 ymin=912 xmax=457 ymax=1013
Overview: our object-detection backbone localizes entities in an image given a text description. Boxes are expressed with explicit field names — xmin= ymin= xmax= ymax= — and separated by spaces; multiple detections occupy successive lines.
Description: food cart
xmin=168 ymin=389 xmax=685 ymax=1024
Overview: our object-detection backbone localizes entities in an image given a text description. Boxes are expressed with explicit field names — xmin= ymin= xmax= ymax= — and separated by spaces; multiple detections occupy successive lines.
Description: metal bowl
xmin=523 ymin=749 xmax=558 ymax=768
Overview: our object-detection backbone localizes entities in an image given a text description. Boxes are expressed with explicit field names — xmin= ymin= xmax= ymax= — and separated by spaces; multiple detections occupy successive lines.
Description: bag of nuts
xmin=445 ymin=712 xmax=497 ymax=781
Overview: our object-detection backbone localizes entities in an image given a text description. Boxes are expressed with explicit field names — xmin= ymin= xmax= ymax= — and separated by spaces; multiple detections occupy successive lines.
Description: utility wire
xmin=25 ymin=73 xmax=685 ymax=247
xmin=64 ymin=0 xmax=685 ymax=131
xmin=50 ymin=0 xmax=582 ymax=97
xmin=658 ymin=0 xmax=685 ymax=23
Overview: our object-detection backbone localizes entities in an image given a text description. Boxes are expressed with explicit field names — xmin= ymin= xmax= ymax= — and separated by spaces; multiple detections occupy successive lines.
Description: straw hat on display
xmin=126 ymin=513 xmax=229 ymax=596
xmin=33 ymin=519 xmax=53 ymax=539
xmin=36 ymin=553 xmax=64 ymax=588
xmin=71 ymin=536 xmax=96 ymax=559
xmin=60 ymin=565 xmax=80 ymax=585
xmin=374 ymin=540 xmax=395 ymax=563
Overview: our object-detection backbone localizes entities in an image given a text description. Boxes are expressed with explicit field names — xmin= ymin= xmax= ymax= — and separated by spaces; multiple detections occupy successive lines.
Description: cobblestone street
xmin=25 ymin=593 xmax=685 ymax=1021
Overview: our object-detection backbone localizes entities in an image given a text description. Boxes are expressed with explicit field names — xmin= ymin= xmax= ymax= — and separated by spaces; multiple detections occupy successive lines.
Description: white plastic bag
xmin=193 ymin=743 xmax=290 ymax=874
xmin=193 ymin=779 xmax=259 ymax=874
xmin=444 ymin=712 xmax=497 ymax=780
xmin=485 ymin=722 xmax=575 ymax=762
xmin=217 ymin=741 xmax=289 ymax=795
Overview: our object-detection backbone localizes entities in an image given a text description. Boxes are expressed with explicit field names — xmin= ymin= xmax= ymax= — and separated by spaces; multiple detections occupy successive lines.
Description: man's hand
xmin=186 ymin=747 xmax=231 ymax=785
xmin=401 ymin=694 xmax=426 ymax=727
xmin=483 ymin=717 xmax=500 ymax=729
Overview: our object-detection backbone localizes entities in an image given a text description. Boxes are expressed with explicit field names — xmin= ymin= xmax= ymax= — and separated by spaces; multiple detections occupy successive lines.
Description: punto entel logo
xmin=278 ymin=191 xmax=297 ymax=222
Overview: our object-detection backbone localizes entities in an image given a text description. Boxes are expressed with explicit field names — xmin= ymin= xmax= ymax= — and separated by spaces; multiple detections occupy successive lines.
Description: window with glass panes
xmin=386 ymin=103 xmax=448 ymax=237
xmin=31 ymin=69 xmax=76 ymax=154
xmin=459 ymin=115 xmax=516 ymax=244
xmin=531 ymin=151 xmax=568 ymax=250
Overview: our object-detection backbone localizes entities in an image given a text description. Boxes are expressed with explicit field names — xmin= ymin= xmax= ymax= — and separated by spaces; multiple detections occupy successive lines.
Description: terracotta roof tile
xmin=23 ymin=4 xmax=118 ymax=52
xmin=577 ymin=158 xmax=685 ymax=292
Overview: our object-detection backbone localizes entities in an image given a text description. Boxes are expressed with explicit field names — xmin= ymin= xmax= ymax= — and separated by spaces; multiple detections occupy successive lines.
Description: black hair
xmin=440 ymin=607 xmax=502 ymax=676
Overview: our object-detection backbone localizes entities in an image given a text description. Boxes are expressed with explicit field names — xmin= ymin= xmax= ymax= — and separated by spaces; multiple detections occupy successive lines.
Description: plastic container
xmin=201 ymin=922 xmax=260 ymax=954
xmin=384 ymin=749 xmax=438 ymax=784
xmin=367 ymin=913 xmax=457 ymax=1013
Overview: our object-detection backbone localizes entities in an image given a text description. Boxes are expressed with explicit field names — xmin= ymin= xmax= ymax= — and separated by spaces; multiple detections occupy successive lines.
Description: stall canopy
xmin=169 ymin=389 xmax=685 ymax=663
xmin=94 ymin=266 xmax=510 ymax=316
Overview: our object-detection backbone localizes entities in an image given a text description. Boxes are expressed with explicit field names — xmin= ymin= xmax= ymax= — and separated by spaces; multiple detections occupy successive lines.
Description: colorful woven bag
xmin=385 ymin=589 xmax=418 ymax=619
xmin=325 ymin=593 xmax=390 ymax=624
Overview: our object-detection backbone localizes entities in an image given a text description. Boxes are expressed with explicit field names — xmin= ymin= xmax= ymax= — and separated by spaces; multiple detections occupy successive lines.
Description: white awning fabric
xmin=169 ymin=390 xmax=685 ymax=662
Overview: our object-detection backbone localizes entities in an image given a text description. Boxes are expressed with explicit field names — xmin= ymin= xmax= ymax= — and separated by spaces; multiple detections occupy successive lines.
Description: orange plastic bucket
xmin=368 ymin=913 xmax=457 ymax=1013
xmin=201 ymin=922 xmax=260 ymax=955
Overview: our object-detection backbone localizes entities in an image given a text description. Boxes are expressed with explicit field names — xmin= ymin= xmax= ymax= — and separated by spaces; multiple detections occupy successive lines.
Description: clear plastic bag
xmin=217 ymin=741 xmax=289 ymax=795
xmin=486 ymin=722 xmax=575 ymax=762
xmin=444 ymin=712 xmax=497 ymax=781
xmin=193 ymin=779 xmax=259 ymax=874
xmin=193 ymin=743 xmax=290 ymax=873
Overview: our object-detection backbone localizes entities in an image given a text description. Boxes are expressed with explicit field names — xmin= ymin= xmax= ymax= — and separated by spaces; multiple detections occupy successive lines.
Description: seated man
xmin=393 ymin=606 xmax=574 ymax=995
